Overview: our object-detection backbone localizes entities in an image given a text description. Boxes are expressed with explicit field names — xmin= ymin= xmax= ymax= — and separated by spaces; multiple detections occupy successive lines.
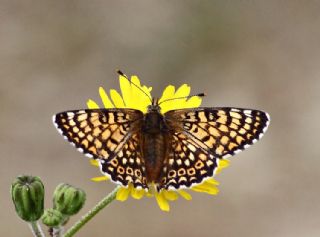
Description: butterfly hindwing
xmin=99 ymin=132 xmax=148 ymax=189
xmin=157 ymin=132 xmax=218 ymax=191
xmin=165 ymin=107 xmax=270 ymax=159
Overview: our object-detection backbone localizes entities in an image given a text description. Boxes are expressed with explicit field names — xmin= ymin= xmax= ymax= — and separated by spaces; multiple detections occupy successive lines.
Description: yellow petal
xmin=142 ymin=85 xmax=152 ymax=93
xmin=178 ymin=190 xmax=192 ymax=200
xmin=89 ymin=159 xmax=100 ymax=167
xmin=191 ymin=181 xmax=219 ymax=195
xmin=159 ymin=85 xmax=175 ymax=114
xmin=155 ymin=192 xmax=170 ymax=212
xmin=158 ymin=84 xmax=200 ymax=113
xmin=119 ymin=76 xmax=132 ymax=107
xmin=91 ymin=176 xmax=109 ymax=182
xmin=128 ymin=76 xmax=141 ymax=111
xmin=163 ymin=190 xmax=179 ymax=201
xmin=184 ymin=96 xmax=202 ymax=108
xmin=204 ymin=178 xmax=219 ymax=186
xmin=130 ymin=75 xmax=152 ymax=113
xmin=131 ymin=75 xmax=141 ymax=86
xmin=166 ymin=84 xmax=191 ymax=110
xmin=116 ymin=187 xmax=130 ymax=201
xmin=130 ymin=188 xmax=145 ymax=200
xmin=131 ymin=76 xmax=152 ymax=98
xmin=99 ymin=87 xmax=114 ymax=108
xmin=110 ymin=89 xmax=125 ymax=108
xmin=216 ymin=159 xmax=230 ymax=174
xmin=159 ymin=85 xmax=175 ymax=103
xmin=145 ymin=190 xmax=154 ymax=198
xmin=175 ymin=84 xmax=191 ymax=98
xmin=87 ymin=99 xmax=99 ymax=109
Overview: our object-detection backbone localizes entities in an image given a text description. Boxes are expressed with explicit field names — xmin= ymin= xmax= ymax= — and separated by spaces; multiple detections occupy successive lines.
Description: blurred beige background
xmin=1 ymin=1 xmax=320 ymax=236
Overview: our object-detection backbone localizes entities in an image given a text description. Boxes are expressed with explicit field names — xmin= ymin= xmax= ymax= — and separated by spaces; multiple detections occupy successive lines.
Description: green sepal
xmin=42 ymin=208 xmax=67 ymax=227
xmin=11 ymin=175 xmax=45 ymax=222
xmin=53 ymin=183 xmax=86 ymax=216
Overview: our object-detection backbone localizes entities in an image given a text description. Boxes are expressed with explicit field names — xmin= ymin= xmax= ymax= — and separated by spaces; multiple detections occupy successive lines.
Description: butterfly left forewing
xmin=53 ymin=108 xmax=143 ymax=160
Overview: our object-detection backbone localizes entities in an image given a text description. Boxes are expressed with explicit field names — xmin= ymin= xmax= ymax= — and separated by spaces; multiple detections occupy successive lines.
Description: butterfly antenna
xmin=117 ymin=70 xmax=152 ymax=103
xmin=158 ymin=92 xmax=206 ymax=105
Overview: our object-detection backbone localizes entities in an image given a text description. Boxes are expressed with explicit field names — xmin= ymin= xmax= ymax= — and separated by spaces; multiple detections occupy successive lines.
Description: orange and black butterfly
xmin=53 ymin=73 xmax=270 ymax=192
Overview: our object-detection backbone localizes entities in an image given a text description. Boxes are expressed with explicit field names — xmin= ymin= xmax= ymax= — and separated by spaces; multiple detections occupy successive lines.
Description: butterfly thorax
xmin=142 ymin=102 xmax=168 ymax=182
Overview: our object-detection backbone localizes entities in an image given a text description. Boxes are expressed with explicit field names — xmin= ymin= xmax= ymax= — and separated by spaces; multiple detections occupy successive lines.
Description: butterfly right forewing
xmin=157 ymin=107 xmax=270 ymax=191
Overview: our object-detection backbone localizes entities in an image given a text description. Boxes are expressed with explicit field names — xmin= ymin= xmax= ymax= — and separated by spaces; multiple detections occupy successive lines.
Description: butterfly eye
xmin=147 ymin=104 xmax=161 ymax=112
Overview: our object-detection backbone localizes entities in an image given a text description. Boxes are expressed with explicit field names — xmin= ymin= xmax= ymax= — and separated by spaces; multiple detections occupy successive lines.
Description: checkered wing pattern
xmin=100 ymin=132 xmax=147 ymax=189
xmin=157 ymin=132 xmax=218 ymax=190
xmin=158 ymin=107 xmax=270 ymax=190
xmin=53 ymin=109 xmax=148 ymax=189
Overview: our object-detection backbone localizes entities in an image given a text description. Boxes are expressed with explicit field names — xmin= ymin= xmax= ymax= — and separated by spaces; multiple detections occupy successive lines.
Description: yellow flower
xmin=88 ymin=74 xmax=230 ymax=211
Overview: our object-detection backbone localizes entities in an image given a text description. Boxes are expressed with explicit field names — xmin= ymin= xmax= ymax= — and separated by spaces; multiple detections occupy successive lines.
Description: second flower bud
xmin=53 ymin=183 xmax=86 ymax=216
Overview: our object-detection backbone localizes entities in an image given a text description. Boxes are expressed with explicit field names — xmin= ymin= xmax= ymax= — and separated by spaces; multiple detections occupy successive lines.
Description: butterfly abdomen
xmin=142 ymin=111 xmax=167 ymax=182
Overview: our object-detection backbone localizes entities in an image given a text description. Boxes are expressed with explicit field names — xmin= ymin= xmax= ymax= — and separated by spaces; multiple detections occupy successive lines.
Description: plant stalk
xmin=29 ymin=221 xmax=45 ymax=237
xmin=64 ymin=186 xmax=120 ymax=237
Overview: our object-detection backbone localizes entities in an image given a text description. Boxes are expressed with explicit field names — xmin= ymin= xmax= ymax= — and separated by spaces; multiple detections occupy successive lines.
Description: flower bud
xmin=42 ymin=208 xmax=64 ymax=227
xmin=53 ymin=183 xmax=86 ymax=216
xmin=11 ymin=175 xmax=45 ymax=222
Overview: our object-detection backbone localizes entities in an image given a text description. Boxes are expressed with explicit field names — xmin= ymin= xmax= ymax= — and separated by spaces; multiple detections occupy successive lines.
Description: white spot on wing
xmin=57 ymin=128 xmax=64 ymax=135
xmin=67 ymin=112 xmax=75 ymax=117
xmin=216 ymin=158 xmax=220 ymax=166
xmin=53 ymin=123 xmax=59 ymax=130
xmin=184 ymin=159 xmax=190 ymax=166
xmin=52 ymin=114 xmax=57 ymax=124
xmin=231 ymin=108 xmax=240 ymax=112
xmin=188 ymin=144 xmax=197 ymax=152
xmin=244 ymin=110 xmax=252 ymax=115
xmin=85 ymin=153 xmax=94 ymax=158
xmin=168 ymin=186 xmax=175 ymax=191
xmin=266 ymin=112 xmax=271 ymax=121
xmin=234 ymin=149 xmax=242 ymax=154
xmin=222 ymin=154 xmax=232 ymax=159
xmin=189 ymin=153 xmax=195 ymax=161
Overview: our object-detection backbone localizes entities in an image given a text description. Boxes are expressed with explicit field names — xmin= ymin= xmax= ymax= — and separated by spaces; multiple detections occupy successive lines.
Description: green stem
xmin=29 ymin=221 xmax=45 ymax=237
xmin=64 ymin=186 xmax=120 ymax=237
xmin=52 ymin=227 xmax=64 ymax=237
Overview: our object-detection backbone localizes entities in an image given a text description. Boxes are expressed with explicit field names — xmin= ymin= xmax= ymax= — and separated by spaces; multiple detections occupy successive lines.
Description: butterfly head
xmin=147 ymin=98 xmax=161 ymax=113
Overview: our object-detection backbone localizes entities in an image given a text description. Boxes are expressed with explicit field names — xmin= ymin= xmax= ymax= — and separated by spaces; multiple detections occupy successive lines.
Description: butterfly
xmin=53 ymin=75 xmax=270 ymax=192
